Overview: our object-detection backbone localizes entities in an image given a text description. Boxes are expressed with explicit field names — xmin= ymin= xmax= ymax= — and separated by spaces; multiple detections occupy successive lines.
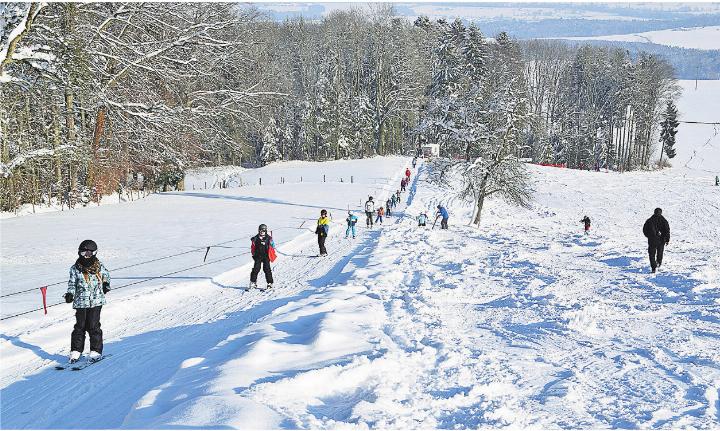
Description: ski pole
xmin=432 ymin=215 xmax=440 ymax=230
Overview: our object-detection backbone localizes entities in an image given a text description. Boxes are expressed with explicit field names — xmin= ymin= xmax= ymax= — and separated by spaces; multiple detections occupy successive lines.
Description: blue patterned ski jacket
xmin=67 ymin=261 xmax=110 ymax=309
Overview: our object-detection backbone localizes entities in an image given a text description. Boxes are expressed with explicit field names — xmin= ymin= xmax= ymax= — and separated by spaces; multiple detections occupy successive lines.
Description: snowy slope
xmin=675 ymin=80 xmax=720 ymax=175
xmin=1 ymin=154 xmax=719 ymax=428
xmin=0 ymin=157 xmax=407 ymax=319
xmin=125 ymin=163 xmax=719 ymax=429
xmin=560 ymin=26 xmax=720 ymax=50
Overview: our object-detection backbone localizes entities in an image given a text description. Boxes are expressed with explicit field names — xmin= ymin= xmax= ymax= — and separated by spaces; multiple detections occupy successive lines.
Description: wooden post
xmin=259 ymin=178 xmax=262 ymax=186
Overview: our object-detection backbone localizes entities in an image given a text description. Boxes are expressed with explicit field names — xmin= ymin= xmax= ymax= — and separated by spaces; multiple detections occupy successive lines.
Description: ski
xmin=55 ymin=353 xmax=112 ymax=370
xmin=71 ymin=354 xmax=112 ymax=370
xmin=245 ymin=284 xmax=273 ymax=292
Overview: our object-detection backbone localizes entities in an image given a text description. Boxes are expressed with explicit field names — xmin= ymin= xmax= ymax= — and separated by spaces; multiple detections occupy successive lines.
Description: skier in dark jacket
xmin=316 ymin=209 xmax=330 ymax=256
xmin=643 ymin=208 xmax=670 ymax=273
xmin=65 ymin=239 xmax=110 ymax=364
xmin=385 ymin=198 xmax=392 ymax=217
xmin=580 ymin=216 xmax=591 ymax=235
xmin=250 ymin=224 xmax=275 ymax=289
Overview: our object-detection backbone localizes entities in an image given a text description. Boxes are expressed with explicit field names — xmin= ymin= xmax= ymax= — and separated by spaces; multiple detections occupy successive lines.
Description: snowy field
xmin=559 ymin=25 xmax=720 ymax=50
xmin=675 ymin=80 xmax=720 ymax=175
xmin=1 ymin=154 xmax=719 ymax=428
xmin=0 ymin=157 xmax=407 ymax=318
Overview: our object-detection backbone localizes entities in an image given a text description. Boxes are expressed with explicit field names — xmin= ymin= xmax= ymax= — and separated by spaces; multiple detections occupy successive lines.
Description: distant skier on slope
xmin=345 ymin=211 xmax=358 ymax=239
xmin=580 ymin=216 xmax=591 ymax=235
xmin=405 ymin=167 xmax=411 ymax=182
xmin=417 ymin=212 xmax=428 ymax=227
xmin=365 ymin=196 xmax=375 ymax=228
xmin=396 ymin=189 xmax=401 ymax=202
xmin=375 ymin=206 xmax=385 ymax=225
xmin=65 ymin=239 xmax=111 ymax=364
xmin=316 ymin=209 xmax=330 ymax=256
xmin=643 ymin=208 xmax=670 ymax=273
xmin=385 ymin=198 xmax=393 ymax=217
xmin=250 ymin=224 xmax=276 ymax=289
xmin=436 ymin=205 xmax=449 ymax=229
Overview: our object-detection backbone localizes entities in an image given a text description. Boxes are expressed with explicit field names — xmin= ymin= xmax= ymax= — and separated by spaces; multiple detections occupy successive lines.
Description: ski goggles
xmin=80 ymin=249 xmax=97 ymax=257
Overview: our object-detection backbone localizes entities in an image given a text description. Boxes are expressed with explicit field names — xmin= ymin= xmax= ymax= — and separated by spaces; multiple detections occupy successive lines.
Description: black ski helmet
xmin=654 ymin=208 xmax=662 ymax=215
xmin=368 ymin=196 xmax=373 ymax=201
xmin=321 ymin=209 xmax=327 ymax=216
xmin=258 ymin=224 xmax=268 ymax=232
xmin=78 ymin=239 xmax=97 ymax=253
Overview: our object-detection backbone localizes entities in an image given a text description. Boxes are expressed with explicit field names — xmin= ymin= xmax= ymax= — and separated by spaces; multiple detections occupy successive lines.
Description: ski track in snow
xmin=1 ymin=159 xmax=720 ymax=428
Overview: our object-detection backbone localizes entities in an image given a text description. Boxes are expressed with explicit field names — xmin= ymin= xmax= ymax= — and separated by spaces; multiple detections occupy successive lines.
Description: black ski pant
xmin=318 ymin=234 xmax=327 ymax=255
xmin=71 ymin=306 xmax=103 ymax=354
xmin=365 ymin=211 xmax=373 ymax=227
xmin=251 ymin=257 xmax=273 ymax=283
xmin=441 ymin=217 xmax=448 ymax=229
xmin=648 ymin=241 xmax=665 ymax=270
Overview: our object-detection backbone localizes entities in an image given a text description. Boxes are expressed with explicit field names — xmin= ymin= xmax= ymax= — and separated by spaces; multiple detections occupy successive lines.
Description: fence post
xmin=351 ymin=176 xmax=353 ymax=184
xmin=259 ymin=178 xmax=262 ymax=186
xmin=323 ymin=174 xmax=326 ymax=182
xmin=204 ymin=181 xmax=207 ymax=189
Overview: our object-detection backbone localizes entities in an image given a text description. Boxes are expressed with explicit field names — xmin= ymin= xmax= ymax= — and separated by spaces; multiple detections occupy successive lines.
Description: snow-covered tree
xmin=659 ymin=100 xmax=679 ymax=164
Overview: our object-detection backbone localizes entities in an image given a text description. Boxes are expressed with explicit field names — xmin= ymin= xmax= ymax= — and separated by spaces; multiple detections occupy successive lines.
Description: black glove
xmin=102 ymin=282 xmax=110 ymax=294
xmin=64 ymin=292 xmax=74 ymax=303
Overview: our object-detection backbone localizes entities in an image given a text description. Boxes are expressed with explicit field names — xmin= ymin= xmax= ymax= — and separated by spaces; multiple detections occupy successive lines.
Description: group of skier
xmin=61 ymin=160 xmax=670 ymax=367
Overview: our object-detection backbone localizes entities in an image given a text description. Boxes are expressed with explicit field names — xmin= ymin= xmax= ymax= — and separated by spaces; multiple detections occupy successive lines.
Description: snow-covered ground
xmin=675 ymin=80 xmax=720 ymax=175
xmin=0 ymin=157 xmax=407 ymax=318
xmin=1 ymin=150 xmax=719 ymax=428
xmin=558 ymin=25 xmax=720 ymax=50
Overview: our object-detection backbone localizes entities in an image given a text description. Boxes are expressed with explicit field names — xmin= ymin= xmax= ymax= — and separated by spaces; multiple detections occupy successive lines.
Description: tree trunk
xmin=472 ymin=175 xmax=489 ymax=226
xmin=88 ymin=105 xmax=106 ymax=187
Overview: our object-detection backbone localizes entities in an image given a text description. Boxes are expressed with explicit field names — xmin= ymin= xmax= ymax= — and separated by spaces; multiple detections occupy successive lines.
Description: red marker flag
xmin=40 ymin=286 xmax=48 ymax=315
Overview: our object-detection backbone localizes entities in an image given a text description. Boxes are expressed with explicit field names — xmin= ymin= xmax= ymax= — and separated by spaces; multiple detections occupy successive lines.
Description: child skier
xmin=385 ymin=198 xmax=393 ymax=217
xmin=345 ymin=211 xmax=358 ymax=238
xmin=375 ymin=206 xmax=385 ymax=225
xmin=250 ymin=224 xmax=276 ymax=289
xmin=396 ymin=189 xmax=401 ymax=201
xmin=400 ymin=178 xmax=406 ymax=192
xmin=316 ymin=209 xmax=330 ymax=256
xmin=405 ymin=167 xmax=411 ymax=182
xmin=417 ymin=212 xmax=428 ymax=227
xmin=65 ymin=239 xmax=111 ymax=364
xmin=580 ymin=216 xmax=591 ymax=235
xmin=365 ymin=196 xmax=375 ymax=228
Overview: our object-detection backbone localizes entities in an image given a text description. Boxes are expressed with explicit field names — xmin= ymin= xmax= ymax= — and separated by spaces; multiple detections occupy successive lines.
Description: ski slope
xmin=675 ymin=80 xmax=720 ymax=175
xmin=1 ymin=151 xmax=719 ymax=428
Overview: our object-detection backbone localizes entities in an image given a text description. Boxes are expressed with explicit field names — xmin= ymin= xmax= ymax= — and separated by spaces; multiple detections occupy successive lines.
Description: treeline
xmin=545 ymin=39 xmax=720 ymax=80
xmin=0 ymin=3 xmax=677 ymax=212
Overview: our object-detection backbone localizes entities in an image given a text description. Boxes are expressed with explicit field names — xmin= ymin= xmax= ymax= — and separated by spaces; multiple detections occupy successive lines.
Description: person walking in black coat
xmin=643 ymin=208 xmax=670 ymax=273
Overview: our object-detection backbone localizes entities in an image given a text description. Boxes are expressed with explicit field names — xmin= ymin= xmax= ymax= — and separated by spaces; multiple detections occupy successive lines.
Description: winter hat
xmin=654 ymin=208 xmax=662 ymax=215
xmin=321 ymin=209 xmax=327 ymax=216
xmin=78 ymin=239 xmax=98 ymax=253
xmin=258 ymin=224 xmax=268 ymax=232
